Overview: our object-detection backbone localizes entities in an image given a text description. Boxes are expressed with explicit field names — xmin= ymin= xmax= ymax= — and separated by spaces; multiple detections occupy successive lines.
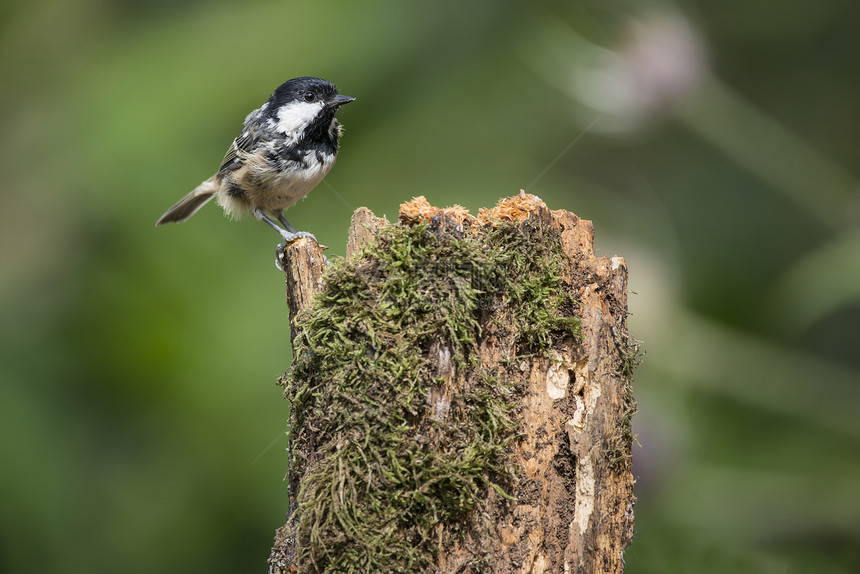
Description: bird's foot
xmin=278 ymin=230 xmax=317 ymax=244
xmin=275 ymin=232 xmax=330 ymax=271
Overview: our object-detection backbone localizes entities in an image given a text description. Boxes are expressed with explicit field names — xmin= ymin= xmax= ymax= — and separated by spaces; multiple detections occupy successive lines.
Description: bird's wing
xmin=218 ymin=129 xmax=258 ymax=174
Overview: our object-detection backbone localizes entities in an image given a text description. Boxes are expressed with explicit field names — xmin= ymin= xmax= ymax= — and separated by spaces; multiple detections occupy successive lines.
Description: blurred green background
xmin=2 ymin=0 xmax=859 ymax=572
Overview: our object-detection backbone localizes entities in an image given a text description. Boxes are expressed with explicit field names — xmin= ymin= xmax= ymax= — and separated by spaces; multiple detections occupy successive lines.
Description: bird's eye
xmin=303 ymin=92 xmax=315 ymax=102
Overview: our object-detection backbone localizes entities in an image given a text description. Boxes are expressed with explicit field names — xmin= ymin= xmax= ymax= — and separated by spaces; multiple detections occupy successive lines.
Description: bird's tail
xmin=155 ymin=178 xmax=218 ymax=226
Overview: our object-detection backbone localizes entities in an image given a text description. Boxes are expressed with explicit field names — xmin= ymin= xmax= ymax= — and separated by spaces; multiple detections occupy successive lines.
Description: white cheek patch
xmin=275 ymin=101 xmax=325 ymax=139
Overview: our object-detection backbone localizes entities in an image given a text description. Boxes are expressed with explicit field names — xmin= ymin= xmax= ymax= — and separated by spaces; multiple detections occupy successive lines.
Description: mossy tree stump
xmin=268 ymin=193 xmax=637 ymax=573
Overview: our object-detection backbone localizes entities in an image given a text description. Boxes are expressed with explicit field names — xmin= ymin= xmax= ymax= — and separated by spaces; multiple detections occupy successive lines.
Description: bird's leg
xmin=253 ymin=208 xmax=318 ymax=270
xmin=253 ymin=208 xmax=316 ymax=243
xmin=277 ymin=213 xmax=298 ymax=233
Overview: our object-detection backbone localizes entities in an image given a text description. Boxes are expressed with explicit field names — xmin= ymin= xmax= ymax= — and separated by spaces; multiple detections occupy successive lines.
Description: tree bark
xmin=268 ymin=193 xmax=636 ymax=573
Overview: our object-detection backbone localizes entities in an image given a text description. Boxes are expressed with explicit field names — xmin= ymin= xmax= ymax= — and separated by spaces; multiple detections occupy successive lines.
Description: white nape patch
xmin=275 ymin=100 xmax=325 ymax=139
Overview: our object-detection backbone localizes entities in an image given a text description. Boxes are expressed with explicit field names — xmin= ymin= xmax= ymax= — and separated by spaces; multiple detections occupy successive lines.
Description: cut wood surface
xmin=268 ymin=192 xmax=636 ymax=573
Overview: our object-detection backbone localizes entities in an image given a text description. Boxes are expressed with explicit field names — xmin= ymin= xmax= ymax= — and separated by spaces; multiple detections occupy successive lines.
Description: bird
xmin=156 ymin=76 xmax=354 ymax=250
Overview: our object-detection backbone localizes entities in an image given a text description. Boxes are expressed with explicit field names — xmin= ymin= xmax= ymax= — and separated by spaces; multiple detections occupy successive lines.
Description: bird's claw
xmin=274 ymin=233 xmax=330 ymax=271
xmin=280 ymin=230 xmax=317 ymax=243
xmin=276 ymin=248 xmax=286 ymax=271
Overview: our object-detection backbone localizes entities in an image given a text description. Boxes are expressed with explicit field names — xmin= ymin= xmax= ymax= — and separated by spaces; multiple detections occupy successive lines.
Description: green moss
xmin=283 ymin=217 xmax=579 ymax=572
xmin=618 ymin=336 xmax=644 ymax=382
xmin=604 ymin=336 xmax=642 ymax=471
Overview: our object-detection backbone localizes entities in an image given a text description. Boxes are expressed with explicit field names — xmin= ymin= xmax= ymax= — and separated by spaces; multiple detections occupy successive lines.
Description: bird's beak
xmin=328 ymin=95 xmax=356 ymax=109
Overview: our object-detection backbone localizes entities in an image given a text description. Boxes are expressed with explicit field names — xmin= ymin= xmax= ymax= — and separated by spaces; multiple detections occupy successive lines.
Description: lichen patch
xmin=573 ymin=455 xmax=596 ymax=534
xmin=546 ymin=350 xmax=570 ymax=400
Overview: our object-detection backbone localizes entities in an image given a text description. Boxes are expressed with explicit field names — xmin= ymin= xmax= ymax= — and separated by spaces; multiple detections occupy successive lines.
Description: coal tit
xmin=156 ymin=77 xmax=354 ymax=247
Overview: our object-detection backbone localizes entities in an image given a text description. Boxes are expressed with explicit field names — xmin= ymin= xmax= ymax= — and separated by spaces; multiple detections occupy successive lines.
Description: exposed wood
xmin=345 ymin=207 xmax=387 ymax=258
xmin=280 ymin=238 xmax=326 ymax=342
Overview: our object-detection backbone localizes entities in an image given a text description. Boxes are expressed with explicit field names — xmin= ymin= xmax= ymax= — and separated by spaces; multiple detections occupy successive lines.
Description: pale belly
xmin=216 ymin=154 xmax=336 ymax=218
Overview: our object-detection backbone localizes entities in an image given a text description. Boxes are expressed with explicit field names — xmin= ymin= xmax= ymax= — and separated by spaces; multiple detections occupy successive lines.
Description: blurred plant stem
xmin=764 ymin=230 xmax=860 ymax=333
xmin=684 ymin=74 xmax=859 ymax=231
xmin=656 ymin=308 xmax=860 ymax=440
xmin=685 ymin=76 xmax=860 ymax=332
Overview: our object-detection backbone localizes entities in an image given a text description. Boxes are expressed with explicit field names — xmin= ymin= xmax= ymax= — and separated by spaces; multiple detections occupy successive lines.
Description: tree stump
xmin=268 ymin=192 xmax=637 ymax=573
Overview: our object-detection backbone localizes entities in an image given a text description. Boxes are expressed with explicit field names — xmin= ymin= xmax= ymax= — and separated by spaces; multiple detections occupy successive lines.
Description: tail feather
xmin=156 ymin=179 xmax=218 ymax=226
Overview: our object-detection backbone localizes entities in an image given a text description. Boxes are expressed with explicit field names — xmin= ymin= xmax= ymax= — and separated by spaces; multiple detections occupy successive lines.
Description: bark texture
xmin=268 ymin=193 xmax=636 ymax=573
